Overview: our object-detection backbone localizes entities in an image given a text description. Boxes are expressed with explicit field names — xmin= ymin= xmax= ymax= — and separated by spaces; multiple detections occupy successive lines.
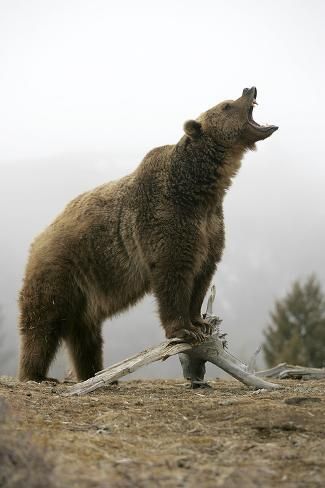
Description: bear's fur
xmin=18 ymin=87 xmax=278 ymax=381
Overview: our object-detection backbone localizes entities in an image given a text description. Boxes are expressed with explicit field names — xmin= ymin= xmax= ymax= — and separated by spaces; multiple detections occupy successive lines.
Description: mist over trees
xmin=263 ymin=275 xmax=325 ymax=368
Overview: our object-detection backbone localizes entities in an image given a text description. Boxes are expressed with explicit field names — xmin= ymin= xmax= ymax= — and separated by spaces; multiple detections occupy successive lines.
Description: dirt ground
xmin=0 ymin=376 xmax=324 ymax=488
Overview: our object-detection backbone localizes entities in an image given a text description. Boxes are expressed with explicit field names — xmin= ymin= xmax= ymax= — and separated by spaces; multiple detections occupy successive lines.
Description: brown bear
xmin=18 ymin=87 xmax=278 ymax=382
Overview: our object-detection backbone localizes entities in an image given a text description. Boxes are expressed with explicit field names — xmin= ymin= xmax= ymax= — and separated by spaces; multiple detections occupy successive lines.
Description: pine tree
xmin=263 ymin=275 xmax=325 ymax=367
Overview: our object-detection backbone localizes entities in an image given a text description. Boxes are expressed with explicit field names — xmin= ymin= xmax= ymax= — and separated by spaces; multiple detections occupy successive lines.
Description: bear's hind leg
xmin=65 ymin=321 xmax=103 ymax=381
xmin=19 ymin=328 xmax=62 ymax=382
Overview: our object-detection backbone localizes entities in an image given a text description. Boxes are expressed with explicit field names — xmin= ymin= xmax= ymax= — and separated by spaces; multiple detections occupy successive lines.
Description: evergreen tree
xmin=263 ymin=275 xmax=325 ymax=367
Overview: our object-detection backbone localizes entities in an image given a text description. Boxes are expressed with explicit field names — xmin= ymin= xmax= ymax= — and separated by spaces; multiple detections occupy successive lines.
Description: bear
xmin=18 ymin=87 xmax=278 ymax=382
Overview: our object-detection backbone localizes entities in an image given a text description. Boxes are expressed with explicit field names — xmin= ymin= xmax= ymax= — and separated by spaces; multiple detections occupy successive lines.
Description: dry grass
xmin=0 ymin=376 xmax=325 ymax=487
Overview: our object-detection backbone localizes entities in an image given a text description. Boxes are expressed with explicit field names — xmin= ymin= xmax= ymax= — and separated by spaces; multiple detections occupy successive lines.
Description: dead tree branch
xmin=66 ymin=332 xmax=281 ymax=396
xmin=256 ymin=363 xmax=325 ymax=380
xmin=65 ymin=286 xmax=284 ymax=396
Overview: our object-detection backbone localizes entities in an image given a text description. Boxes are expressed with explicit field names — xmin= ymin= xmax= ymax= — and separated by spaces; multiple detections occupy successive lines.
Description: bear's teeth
xmin=252 ymin=99 xmax=258 ymax=106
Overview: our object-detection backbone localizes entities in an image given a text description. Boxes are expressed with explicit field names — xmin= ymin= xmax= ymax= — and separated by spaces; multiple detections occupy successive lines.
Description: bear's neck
xmin=169 ymin=137 xmax=246 ymax=210
xmin=219 ymin=144 xmax=247 ymax=190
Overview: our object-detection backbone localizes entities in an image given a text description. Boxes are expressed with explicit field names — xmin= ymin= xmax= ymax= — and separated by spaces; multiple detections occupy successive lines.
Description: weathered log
xmin=65 ymin=330 xmax=281 ymax=396
xmin=256 ymin=363 xmax=325 ymax=380
xmin=279 ymin=366 xmax=325 ymax=380
xmin=255 ymin=363 xmax=301 ymax=378
xmin=65 ymin=285 xmax=282 ymax=396
xmin=279 ymin=367 xmax=325 ymax=380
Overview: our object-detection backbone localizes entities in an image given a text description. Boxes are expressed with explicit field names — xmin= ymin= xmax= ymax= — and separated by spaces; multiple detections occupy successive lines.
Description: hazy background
xmin=1 ymin=0 xmax=324 ymax=379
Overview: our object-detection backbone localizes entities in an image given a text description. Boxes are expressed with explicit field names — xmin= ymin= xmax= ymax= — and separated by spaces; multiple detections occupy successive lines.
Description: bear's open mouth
xmin=247 ymin=88 xmax=277 ymax=133
xmin=248 ymin=105 xmax=272 ymax=132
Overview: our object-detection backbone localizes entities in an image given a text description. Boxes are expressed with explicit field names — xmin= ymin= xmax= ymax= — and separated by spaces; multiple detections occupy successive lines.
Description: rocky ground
xmin=0 ymin=376 xmax=324 ymax=487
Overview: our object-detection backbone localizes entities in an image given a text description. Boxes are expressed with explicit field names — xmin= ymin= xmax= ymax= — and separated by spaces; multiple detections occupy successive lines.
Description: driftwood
xmin=66 ymin=325 xmax=281 ymax=396
xmin=65 ymin=286 xmax=285 ymax=396
xmin=64 ymin=275 xmax=325 ymax=395
xmin=256 ymin=363 xmax=325 ymax=380
xmin=255 ymin=363 xmax=298 ymax=378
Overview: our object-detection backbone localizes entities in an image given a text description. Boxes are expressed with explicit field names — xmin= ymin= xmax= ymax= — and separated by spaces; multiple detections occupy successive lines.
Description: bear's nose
xmin=242 ymin=87 xmax=257 ymax=98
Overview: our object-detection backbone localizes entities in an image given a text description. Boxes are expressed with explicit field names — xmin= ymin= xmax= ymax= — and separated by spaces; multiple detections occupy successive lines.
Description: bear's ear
xmin=183 ymin=120 xmax=202 ymax=139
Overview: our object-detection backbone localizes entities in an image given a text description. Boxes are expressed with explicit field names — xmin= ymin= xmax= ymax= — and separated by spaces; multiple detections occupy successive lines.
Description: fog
xmin=1 ymin=0 xmax=324 ymax=379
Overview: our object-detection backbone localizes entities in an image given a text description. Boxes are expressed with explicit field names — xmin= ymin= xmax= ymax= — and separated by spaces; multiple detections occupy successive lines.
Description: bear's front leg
xmin=150 ymin=260 xmax=207 ymax=343
xmin=190 ymin=263 xmax=218 ymax=336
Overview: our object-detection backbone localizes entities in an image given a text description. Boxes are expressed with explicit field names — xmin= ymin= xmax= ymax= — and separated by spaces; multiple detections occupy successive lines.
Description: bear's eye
xmin=223 ymin=103 xmax=232 ymax=111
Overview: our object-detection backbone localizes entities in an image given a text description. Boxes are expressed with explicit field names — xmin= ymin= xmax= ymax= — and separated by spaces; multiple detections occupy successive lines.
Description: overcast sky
xmin=1 ymin=0 xmax=324 ymax=378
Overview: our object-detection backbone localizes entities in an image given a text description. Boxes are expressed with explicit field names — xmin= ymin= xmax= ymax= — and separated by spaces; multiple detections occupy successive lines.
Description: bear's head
xmin=184 ymin=87 xmax=278 ymax=149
